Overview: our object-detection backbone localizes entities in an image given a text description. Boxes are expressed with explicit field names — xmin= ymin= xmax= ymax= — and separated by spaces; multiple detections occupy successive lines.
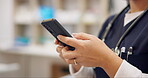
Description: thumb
xmin=57 ymin=35 xmax=80 ymax=47
xmin=72 ymin=33 xmax=92 ymax=40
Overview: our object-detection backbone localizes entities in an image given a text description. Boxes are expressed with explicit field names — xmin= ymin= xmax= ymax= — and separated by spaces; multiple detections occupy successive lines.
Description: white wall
xmin=0 ymin=0 xmax=14 ymax=49
xmin=111 ymin=0 xmax=127 ymax=14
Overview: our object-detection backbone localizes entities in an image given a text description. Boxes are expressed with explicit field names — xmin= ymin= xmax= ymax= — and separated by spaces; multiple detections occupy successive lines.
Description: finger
xmin=62 ymin=47 xmax=80 ymax=59
xmin=54 ymin=40 xmax=64 ymax=47
xmin=59 ymin=53 xmax=64 ymax=60
xmin=65 ymin=59 xmax=78 ymax=65
xmin=54 ymin=39 xmax=59 ymax=45
xmin=56 ymin=46 xmax=64 ymax=53
xmin=59 ymin=53 xmax=68 ymax=63
xmin=72 ymin=33 xmax=93 ymax=40
xmin=59 ymin=53 xmax=63 ymax=58
xmin=57 ymin=35 xmax=80 ymax=47
xmin=54 ymin=40 xmax=63 ymax=46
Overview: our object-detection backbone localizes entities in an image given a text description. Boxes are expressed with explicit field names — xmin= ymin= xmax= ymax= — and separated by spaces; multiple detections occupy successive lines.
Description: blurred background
xmin=0 ymin=0 xmax=127 ymax=78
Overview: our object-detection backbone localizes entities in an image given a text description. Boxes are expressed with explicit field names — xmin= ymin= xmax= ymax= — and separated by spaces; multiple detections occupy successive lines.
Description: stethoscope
xmin=101 ymin=5 xmax=148 ymax=59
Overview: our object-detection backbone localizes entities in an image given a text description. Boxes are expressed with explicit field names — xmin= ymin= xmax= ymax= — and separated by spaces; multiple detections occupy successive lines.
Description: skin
xmin=129 ymin=0 xmax=148 ymax=13
xmin=56 ymin=33 xmax=122 ymax=77
xmin=55 ymin=0 xmax=148 ymax=77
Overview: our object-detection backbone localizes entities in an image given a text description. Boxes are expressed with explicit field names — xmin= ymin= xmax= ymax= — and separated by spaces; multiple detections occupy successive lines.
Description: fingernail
xmin=57 ymin=35 xmax=61 ymax=39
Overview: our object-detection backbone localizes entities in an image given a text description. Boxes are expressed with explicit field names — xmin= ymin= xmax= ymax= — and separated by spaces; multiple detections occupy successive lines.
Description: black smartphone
xmin=41 ymin=19 xmax=75 ymax=51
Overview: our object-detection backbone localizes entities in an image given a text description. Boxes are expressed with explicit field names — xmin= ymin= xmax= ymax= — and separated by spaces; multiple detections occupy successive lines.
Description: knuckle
xmin=66 ymin=59 xmax=71 ymax=64
xmin=56 ymin=46 xmax=64 ymax=53
xmin=79 ymin=43 xmax=84 ymax=46
xmin=59 ymin=53 xmax=63 ymax=58
xmin=56 ymin=47 xmax=61 ymax=52
xmin=56 ymin=47 xmax=59 ymax=52
xmin=59 ymin=54 xmax=67 ymax=62
xmin=78 ymin=43 xmax=85 ymax=49
xmin=63 ymin=54 xmax=68 ymax=59
xmin=65 ymin=39 xmax=71 ymax=44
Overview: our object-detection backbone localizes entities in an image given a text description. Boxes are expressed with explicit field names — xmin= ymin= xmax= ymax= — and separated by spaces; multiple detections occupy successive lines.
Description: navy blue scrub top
xmin=94 ymin=8 xmax=148 ymax=78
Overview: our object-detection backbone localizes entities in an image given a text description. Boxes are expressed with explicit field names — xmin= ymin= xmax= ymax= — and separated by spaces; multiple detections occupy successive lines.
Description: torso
xmin=95 ymin=7 xmax=148 ymax=78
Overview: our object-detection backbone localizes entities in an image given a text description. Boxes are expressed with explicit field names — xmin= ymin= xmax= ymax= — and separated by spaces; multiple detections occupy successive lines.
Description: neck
xmin=129 ymin=0 xmax=148 ymax=13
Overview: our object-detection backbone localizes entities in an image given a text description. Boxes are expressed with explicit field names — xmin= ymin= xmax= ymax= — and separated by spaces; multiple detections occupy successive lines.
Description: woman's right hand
xmin=54 ymin=40 xmax=82 ymax=72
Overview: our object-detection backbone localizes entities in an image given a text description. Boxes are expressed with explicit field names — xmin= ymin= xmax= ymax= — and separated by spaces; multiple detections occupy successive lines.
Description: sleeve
xmin=114 ymin=60 xmax=148 ymax=78
xmin=69 ymin=64 xmax=96 ymax=78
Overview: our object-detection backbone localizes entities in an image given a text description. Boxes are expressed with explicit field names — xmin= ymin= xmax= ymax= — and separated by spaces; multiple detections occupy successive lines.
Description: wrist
xmin=100 ymin=50 xmax=123 ymax=77
xmin=98 ymin=49 xmax=114 ymax=67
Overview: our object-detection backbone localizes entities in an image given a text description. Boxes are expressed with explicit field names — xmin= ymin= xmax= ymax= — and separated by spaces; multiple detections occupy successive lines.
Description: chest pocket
xmin=125 ymin=22 xmax=148 ymax=73
xmin=126 ymin=22 xmax=148 ymax=55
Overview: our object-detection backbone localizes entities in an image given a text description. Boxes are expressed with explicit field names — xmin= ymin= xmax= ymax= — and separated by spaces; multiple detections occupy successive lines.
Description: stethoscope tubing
xmin=101 ymin=5 xmax=148 ymax=54
xmin=101 ymin=5 xmax=130 ymax=42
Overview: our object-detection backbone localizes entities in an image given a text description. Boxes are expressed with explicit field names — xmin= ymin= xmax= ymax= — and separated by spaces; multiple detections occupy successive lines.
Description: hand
xmin=57 ymin=33 xmax=113 ymax=67
xmin=54 ymin=40 xmax=81 ymax=72
xmin=57 ymin=33 xmax=123 ymax=77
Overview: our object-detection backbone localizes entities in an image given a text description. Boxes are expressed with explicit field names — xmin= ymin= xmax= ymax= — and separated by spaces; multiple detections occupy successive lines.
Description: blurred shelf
xmin=0 ymin=43 xmax=59 ymax=58
xmin=12 ymin=0 xmax=109 ymax=49
xmin=0 ymin=0 xmax=110 ymax=57
xmin=0 ymin=63 xmax=20 ymax=73
xmin=0 ymin=0 xmax=110 ymax=77
xmin=0 ymin=0 xmax=127 ymax=77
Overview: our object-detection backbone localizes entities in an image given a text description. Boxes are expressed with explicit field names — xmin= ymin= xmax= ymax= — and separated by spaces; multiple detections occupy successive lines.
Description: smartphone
xmin=41 ymin=19 xmax=75 ymax=51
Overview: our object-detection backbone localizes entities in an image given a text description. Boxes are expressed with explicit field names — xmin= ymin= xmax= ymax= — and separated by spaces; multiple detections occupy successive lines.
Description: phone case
xmin=41 ymin=19 xmax=75 ymax=50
